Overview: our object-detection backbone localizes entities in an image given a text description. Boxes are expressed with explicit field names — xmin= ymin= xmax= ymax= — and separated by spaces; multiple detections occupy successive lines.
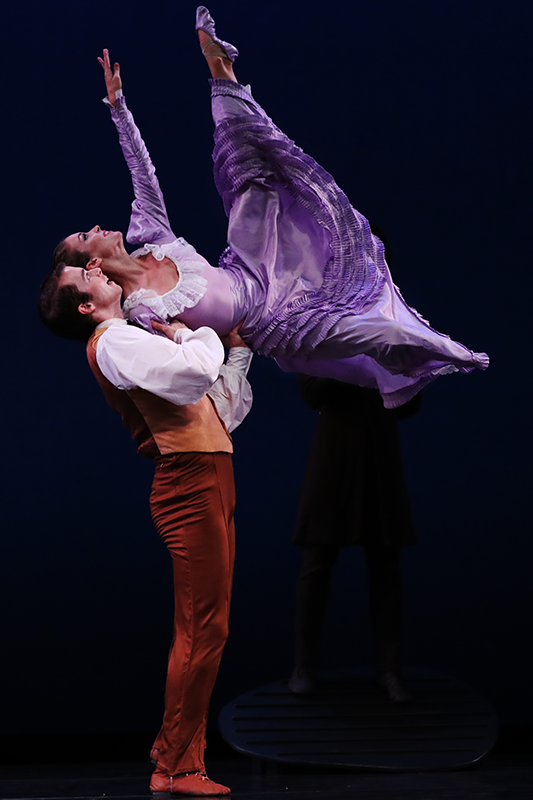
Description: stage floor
xmin=0 ymin=753 xmax=532 ymax=800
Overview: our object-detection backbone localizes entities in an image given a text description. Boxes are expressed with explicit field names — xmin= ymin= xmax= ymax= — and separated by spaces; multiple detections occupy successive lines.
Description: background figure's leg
xmin=364 ymin=543 xmax=412 ymax=703
xmin=289 ymin=545 xmax=340 ymax=695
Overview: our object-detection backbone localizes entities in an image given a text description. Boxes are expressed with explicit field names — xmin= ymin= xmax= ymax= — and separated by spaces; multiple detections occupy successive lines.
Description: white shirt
xmin=95 ymin=319 xmax=253 ymax=432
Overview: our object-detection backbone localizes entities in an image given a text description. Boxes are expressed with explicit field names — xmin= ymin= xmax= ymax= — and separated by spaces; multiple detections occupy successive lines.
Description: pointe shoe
xmin=195 ymin=6 xmax=239 ymax=63
xmin=378 ymin=671 xmax=413 ymax=703
xmin=150 ymin=766 xmax=230 ymax=796
xmin=288 ymin=663 xmax=316 ymax=696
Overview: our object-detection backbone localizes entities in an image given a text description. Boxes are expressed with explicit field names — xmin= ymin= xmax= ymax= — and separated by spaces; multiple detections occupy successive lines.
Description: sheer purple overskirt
xmin=210 ymin=80 xmax=488 ymax=407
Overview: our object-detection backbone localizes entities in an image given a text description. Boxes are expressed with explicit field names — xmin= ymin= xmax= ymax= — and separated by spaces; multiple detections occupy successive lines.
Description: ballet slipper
xmin=150 ymin=765 xmax=230 ymax=796
xmin=195 ymin=6 xmax=239 ymax=63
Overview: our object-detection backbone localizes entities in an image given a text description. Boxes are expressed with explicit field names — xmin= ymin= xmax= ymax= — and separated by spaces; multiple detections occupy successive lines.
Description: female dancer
xmin=54 ymin=7 xmax=488 ymax=408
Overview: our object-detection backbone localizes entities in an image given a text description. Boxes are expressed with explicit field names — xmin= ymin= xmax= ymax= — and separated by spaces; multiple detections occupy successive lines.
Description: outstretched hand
xmin=97 ymin=48 xmax=121 ymax=107
xmin=220 ymin=320 xmax=249 ymax=348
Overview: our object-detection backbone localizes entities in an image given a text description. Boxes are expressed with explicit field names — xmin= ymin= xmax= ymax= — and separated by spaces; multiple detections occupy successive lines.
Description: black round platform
xmin=219 ymin=667 xmax=498 ymax=770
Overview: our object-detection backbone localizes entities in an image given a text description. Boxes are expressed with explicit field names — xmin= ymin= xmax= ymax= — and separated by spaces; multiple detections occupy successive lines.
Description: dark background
xmin=2 ymin=0 xmax=531 ymax=752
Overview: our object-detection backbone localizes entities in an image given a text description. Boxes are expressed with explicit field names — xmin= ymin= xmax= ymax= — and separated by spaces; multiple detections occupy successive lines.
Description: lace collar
xmin=123 ymin=239 xmax=208 ymax=322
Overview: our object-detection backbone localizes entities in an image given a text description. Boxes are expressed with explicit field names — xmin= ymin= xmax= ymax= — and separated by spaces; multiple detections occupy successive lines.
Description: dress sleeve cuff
xmin=102 ymin=89 xmax=124 ymax=109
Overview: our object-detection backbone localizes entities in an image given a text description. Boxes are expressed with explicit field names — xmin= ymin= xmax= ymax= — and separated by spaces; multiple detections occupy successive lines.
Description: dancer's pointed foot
xmin=196 ymin=6 xmax=239 ymax=62
xmin=150 ymin=765 xmax=230 ymax=796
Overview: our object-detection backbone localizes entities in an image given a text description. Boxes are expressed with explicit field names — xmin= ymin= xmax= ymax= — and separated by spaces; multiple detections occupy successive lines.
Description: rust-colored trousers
xmin=149 ymin=452 xmax=235 ymax=775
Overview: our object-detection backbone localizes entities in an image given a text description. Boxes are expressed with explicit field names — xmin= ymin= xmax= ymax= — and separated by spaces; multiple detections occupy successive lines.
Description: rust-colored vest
xmin=86 ymin=327 xmax=232 ymax=456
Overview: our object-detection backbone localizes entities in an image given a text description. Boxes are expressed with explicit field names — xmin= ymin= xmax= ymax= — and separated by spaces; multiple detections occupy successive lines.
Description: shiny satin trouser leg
xmin=149 ymin=452 xmax=235 ymax=776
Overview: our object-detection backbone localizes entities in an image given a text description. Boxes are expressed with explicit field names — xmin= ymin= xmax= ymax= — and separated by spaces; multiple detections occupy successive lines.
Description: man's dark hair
xmin=38 ymin=262 xmax=97 ymax=343
xmin=52 ymin=238 xmax=91 ymax=271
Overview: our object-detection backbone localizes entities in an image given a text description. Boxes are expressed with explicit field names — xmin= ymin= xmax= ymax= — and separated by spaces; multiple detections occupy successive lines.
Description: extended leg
xmin=198 ymin=9 xmax=488 ymax=402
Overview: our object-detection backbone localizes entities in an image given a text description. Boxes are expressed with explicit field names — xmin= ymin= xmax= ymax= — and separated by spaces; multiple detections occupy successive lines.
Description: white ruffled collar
xmin=123 ymin=239 xmax=208 ymax=324
xmin=130 ymin=238 xmax=190 ymax=262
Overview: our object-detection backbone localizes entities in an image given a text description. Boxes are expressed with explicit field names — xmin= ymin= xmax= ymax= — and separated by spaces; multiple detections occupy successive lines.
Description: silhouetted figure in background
xmin=289 ymin=376 xmax=418 ymax=702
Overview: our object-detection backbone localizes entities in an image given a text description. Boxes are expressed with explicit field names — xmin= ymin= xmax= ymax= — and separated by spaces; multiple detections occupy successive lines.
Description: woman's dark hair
xmin=38 ymin=262 xmax=97 ymax=343
xmin=52 ymin=238 xmax=91 ymax=271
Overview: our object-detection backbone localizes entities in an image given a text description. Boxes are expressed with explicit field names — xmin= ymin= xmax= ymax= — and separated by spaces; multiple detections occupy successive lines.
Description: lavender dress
xmin=108 ymin=81 xmax=488 ymax=408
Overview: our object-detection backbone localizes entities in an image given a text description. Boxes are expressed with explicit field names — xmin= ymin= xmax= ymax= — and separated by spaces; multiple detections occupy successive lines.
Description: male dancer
xmin=38 ymin=262 xmax=252 ymax=796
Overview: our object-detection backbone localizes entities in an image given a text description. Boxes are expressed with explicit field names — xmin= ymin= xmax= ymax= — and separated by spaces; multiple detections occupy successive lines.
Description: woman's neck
xmin=102 ymin=253 xmax=148 ymax=298
xmin=103 ymin=251 xmax=179 ymax=299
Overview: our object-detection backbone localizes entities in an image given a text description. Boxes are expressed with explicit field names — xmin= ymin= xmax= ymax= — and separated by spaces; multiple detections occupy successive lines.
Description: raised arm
xmin=98 ymin=49 xmax=176 ymax=246
xmin=97 ymin=48 xmax=122 ymax=108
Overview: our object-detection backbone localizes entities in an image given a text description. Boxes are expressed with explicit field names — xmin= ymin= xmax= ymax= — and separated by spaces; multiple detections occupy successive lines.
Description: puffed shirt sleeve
xmin=96 ymin=324 xmax=224 ymax=406
xmin=208 ymin=348 xmax=254 ymax=432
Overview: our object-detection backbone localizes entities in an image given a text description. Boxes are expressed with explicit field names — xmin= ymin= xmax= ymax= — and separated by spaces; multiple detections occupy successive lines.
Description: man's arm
xmin=154 ymin=320 xmax=254 ymax=431
xmin=96 ymin=323 xmax=224 ymax=406
xmin=98 ymin=49 xmax=176 ymax=246
xmin=208 ymin=342 xmax=253 ymax=432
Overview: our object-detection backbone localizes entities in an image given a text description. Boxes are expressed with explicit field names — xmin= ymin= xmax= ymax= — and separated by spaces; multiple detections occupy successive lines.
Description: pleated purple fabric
xmin=210 ymin=80 xmax=488 ymax=406
xmin=212 ymin=81 xmax=387 ymax=358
